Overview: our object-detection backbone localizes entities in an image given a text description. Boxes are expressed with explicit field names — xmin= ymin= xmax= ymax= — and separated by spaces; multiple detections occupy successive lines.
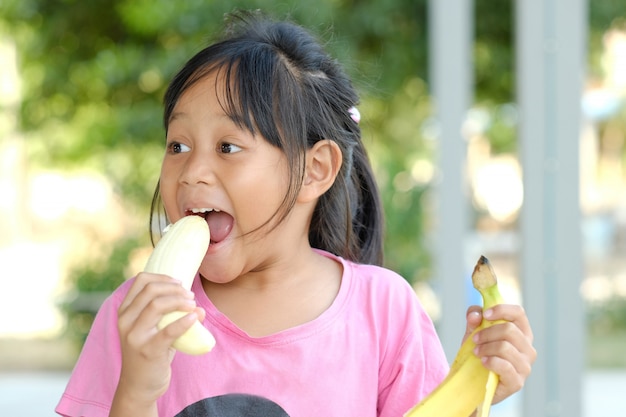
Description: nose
xmin=179 ymin=151 xmax=215 ymax=186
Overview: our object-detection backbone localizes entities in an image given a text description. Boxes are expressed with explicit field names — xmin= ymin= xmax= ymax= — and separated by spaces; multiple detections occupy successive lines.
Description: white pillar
xmin=516 ymin=0 xmax=587 ymax=416
xmin=428 ymin=0 xmax=473 ymax=360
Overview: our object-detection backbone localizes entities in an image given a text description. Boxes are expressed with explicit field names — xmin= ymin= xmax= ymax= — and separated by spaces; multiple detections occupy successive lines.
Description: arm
xmin=109 ymin=272 xmax=205 ymax=417
xmin=109 ymin=385 xmax=158 ymax=417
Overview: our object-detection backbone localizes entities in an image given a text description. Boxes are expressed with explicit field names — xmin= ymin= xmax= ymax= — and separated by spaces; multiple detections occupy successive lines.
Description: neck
xmin=201 ymin=248 xmax=342 ymax=337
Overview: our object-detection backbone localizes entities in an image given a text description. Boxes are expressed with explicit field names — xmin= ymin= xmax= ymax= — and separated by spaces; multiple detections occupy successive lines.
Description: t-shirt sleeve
xmin=55 ymin=282 xmax=130 ymax=417
xmin=376 ymin=281 xmax=450 ymax=417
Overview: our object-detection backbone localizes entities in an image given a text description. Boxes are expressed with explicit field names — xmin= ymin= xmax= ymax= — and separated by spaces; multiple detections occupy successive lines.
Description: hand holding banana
xmin=143 ymin=215 xmax=216 ymax=355
xmin=405 ymin=256 xmax=512 ymax=417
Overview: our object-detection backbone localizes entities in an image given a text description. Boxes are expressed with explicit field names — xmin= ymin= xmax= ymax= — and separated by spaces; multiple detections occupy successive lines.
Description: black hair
xmin=150 ymin=10 xmax=384 ymax=266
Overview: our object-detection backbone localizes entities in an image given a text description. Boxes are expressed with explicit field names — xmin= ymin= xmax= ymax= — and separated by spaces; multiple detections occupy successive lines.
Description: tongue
xmin=205 ymin=211 xmax=233 ymax=243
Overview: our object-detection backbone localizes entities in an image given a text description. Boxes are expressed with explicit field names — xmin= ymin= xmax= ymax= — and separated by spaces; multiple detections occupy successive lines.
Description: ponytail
xmin=309 ymin=120 xmax=384 ymax=266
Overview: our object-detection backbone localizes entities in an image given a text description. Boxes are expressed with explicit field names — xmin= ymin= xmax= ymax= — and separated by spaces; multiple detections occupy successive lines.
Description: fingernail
xmin=469 ymin=311 xmax=481 ymax=319
xmin=483 ymin=308 xmax=493 ymax=319
xmin=184 ymin=290 xmax=195 ymax=298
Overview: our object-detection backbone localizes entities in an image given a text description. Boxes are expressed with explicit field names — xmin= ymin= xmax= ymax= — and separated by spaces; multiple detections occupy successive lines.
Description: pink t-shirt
xmin=56 ymin=251 xmax=448 ymax=416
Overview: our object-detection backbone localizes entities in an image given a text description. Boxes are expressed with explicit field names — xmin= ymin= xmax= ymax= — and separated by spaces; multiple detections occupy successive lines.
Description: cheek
xmin=234 ymin=166 xmax=291 ymax=229
xmin=158 ymin=171 xmax=179 ymax=216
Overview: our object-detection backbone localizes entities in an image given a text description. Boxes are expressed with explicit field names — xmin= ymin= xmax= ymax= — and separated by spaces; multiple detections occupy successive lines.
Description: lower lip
xmin=206 ymin=236 xmax=229 ymax=254
xmin=207 ymin=241 xmax=219 ymax=253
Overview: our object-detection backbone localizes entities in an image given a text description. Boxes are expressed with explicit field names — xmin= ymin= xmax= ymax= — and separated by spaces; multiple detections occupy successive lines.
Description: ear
xmin=298 ymin=140 xmax=343 ymax=203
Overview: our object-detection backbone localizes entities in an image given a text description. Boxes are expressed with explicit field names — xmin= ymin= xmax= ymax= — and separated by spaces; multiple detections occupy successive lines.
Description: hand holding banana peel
xmin=404 ymin=256 xmax=511 ymax=417
xmin=143 ymin=215 xmax=216 ymax=355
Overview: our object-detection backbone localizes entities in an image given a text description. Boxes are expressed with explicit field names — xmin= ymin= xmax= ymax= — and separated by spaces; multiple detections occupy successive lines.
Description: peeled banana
xmin=404 ymin=255 xmax=505 ymax=417
xmin=143 ymin=215 xmax=216 ymax=355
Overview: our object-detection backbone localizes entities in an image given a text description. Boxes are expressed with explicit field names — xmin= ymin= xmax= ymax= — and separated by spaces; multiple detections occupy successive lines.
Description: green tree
xmin=1 ymin=0 xmax=624 ymax=293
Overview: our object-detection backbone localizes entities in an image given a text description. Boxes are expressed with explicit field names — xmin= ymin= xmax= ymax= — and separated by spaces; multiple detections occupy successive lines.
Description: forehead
xmin=170 ymin=71 xmax=223 ymax=115
xmin=171 ymin=66 xmax=259 ymax=131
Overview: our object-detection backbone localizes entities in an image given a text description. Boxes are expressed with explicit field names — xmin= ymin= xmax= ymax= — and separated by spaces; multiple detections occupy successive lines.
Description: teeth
xmin=190 ymin=208 xmax=221 ymax=214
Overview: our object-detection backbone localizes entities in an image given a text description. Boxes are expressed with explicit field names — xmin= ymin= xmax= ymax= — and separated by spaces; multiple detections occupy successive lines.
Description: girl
xmin=56 ymin=10 xmax=535 ymax=417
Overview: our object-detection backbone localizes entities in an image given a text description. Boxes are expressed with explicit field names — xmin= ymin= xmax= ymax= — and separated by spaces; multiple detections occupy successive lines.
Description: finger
xmin=484 ymin=304 xmax=534 ymax=341
xmin=118 ymin=281 xmax=197 ymax=347
xmin=473 ymin=333 xmax=533 ymax=405
xmin=481 ymin=355 xmax=527 ymax=402
xmin=121 ymin=297 xmax=199 ymax=355
xmin=157 ymin=311 xmax=200 ymax=346
xmin=467 ymin=305 xmax=483 ymax=327
xmin=482 ymin=308 xmax=534 ymax=365
xmin=119 ymin=272 xmax=184 ymax=313
xmin=119 ymin=276 xmax=194 ymax=327
xmin=475 ymin=321 xmax=537 ymax=362
xmin=474 ymin=336 xmax=533 ymax=378
xmin=129 ymin=281 xmax=195 ymax=315
xmin=473 ymin=322 xmax=536 ymax=381
xmin=194 ymin=306 xmax=207 ymax=322
xmin=120 ymin=290 xmax=197 ymax=333
xmin=461 ymin=306 xmax=483 ymax=344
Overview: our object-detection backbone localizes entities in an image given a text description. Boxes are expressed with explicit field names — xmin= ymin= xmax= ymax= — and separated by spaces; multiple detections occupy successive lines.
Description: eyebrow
xmin=168 ymin=111 xmax=188 ymax=124
xmin=169 ymin=110 xmax=237 ymax=123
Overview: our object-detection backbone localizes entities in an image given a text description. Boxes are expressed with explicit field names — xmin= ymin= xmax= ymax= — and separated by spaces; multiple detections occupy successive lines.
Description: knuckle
xmin=512 ymin=304 xmax=525 ymax=315
xmin=511 ymin=373 xmax=525 ymax=392
xmin=502 ymin=321 xmax=519 ymax=335
xmin=530 ymin=346 xmax=538 ymax=362
xmin=502 ymin=340 xmax=517 ymax=357
xmin=117 ymin=316 xmax=130 ymax=333
xmin=512 ymin=377 xmax=524 ymax=392
xmin=146 ymin=297 xmax=164 ymax=312
xmin=124 ymin=328 xmax=145 ymax=350
xmin=144 ymin=280 xmax=164 ymax=295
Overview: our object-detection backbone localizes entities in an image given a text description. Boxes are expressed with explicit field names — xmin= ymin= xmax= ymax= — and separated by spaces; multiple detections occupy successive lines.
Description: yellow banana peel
xmin=404 ymin=256 xmax=505 ymax=417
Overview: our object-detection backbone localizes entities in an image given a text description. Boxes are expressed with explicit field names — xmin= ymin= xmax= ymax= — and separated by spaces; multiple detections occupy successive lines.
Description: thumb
xmin=194 ymin=306 xmax=207 ymax=322
xmin=462 ymin=305 xmax=483 ymax=344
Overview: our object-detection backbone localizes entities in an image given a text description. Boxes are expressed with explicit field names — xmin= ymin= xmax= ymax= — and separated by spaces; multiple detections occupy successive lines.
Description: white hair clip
xmin=348 ymin=106 xmax=361 ymax=124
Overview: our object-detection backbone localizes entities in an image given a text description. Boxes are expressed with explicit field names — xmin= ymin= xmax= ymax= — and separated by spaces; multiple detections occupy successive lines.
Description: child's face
xmin=160 ymin=72 xmax=300 ymax=283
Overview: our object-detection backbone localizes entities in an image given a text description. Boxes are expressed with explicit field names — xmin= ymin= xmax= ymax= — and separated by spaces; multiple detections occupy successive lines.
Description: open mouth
xmin=187 ymin=208 xmax=234 ymax=244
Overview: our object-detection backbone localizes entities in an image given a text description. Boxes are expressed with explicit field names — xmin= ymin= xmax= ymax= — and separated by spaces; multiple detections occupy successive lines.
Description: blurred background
xmin=0 ymin=0 xmax=624 ymax=416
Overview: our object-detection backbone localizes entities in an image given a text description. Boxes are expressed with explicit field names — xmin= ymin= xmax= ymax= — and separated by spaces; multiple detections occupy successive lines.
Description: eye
xmin=167 ymin=141 xmax=191 ymax=154
xmin=218 ymin=142 xmax=242 ymax=154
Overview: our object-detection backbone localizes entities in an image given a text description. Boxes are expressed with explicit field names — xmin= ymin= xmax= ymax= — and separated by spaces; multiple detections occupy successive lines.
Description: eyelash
xmin=167 ymin=141 xmax=190 ymax=154
xmin=166 ymin=141 xmax=242 ymax=154
xmin=218 ymin=142 xmax=242 ymax=154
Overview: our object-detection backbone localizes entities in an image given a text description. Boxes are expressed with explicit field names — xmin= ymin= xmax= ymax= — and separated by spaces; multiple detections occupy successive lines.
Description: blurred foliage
xmin=1 ymin=0 xmax=625 ymax=296
xmin=70 ymin=236 xmax=143 ymax=293
xmin=1 ymin=0 xmax=436 ymax=284
xmin=60 ymin=236 xmax=143 ymax=346
xmin=589 ymin=0 xmax=626 ymax=78
xmin=587 ymin=296 xmax=626 ymax=367
xmin=588 ymin=297 xmax=626 ymax=334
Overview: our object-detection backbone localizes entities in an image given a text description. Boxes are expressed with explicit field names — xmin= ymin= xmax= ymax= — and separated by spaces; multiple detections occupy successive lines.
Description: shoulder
xmin=342 ymin=258 xmax=420 ymax=311
xmin=337 ymin=255 xmax=444 ymax=357
xmin=329 ymin=254 xmax=449 ymax=410
xmin=316 ymin=250 xmax=434 ymax=333
xmin=99 ymin=277 xmax=136 ymax=311
xmin=321 ymin=251 xmax=430 ymax=329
